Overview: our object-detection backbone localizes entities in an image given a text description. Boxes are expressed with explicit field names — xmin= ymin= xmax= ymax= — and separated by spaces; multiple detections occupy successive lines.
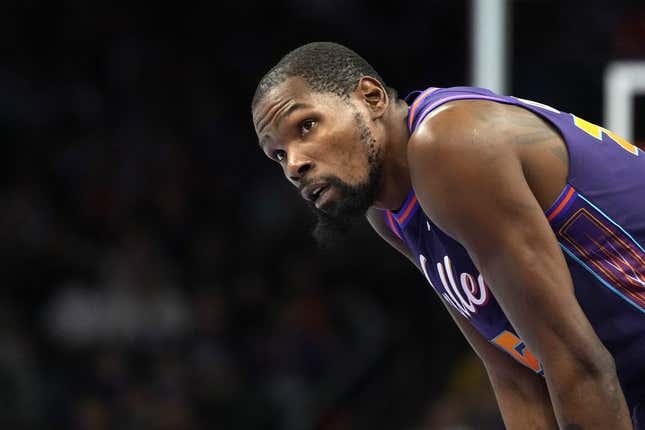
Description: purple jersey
xmin=383 ymin=86 xmax=645 ymax=408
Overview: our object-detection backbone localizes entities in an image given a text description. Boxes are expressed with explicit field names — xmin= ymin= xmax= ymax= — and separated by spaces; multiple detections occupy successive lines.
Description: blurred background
xmin=1 ymin=1 xmax=643 ymax=429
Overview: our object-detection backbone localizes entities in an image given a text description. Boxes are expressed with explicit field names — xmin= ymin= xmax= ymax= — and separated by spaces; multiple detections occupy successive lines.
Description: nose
xmin=285 ymin=152 xmax=313 ymax=183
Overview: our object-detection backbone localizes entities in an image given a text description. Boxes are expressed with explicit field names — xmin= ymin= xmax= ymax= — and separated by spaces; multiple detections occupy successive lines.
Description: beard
xmin=307 ymin=114 xmax=383 ymax=248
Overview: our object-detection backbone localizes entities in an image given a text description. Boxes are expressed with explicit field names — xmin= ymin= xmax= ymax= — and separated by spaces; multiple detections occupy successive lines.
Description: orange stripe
xmin=547 ymin=187 xmax=575 ymax=221
xmin=408 ymin=88 xmax=438 ymax=130
xmin=387 ymin=211 xmax=402 ymax=239
xmin=397 ymin=195 xmax=418 ymax=225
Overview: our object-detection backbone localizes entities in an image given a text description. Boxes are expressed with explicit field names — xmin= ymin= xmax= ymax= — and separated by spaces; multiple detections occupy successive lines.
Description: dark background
xmin=1 ymin=1 xmax=643 ymax=429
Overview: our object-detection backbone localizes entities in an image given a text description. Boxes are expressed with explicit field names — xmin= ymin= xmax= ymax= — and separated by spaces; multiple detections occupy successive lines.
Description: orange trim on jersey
xmin=397 ymin=195 xmax=418 ymax=225
xmin=408 ymin=87 xmax=439 ymax=130
xmin=547 ymin=187 xmax=575 ymax=221
xmin=386 ymin=211 xmax=402 ymax=239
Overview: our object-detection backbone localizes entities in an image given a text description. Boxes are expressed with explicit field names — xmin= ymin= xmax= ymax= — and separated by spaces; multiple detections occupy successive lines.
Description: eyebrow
xmin=258 ymin=102 xmax=311 ymax=147
xmin=275 ymin=102 xmax=310 ymax=127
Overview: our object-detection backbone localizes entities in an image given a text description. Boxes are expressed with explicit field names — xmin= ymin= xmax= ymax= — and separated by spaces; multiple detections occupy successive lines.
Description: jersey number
xmin=573 ymin=115 xmax=639 ymax=156
xmin=517 ymin=96 xmax=638 ymax=155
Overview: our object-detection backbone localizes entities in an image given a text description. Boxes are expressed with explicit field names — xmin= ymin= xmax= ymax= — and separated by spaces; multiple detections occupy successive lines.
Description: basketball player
xmin=251 ymin=42 xmax=645 ymax=429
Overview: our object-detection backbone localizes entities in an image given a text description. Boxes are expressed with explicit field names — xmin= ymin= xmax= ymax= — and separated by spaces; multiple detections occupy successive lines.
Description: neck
xmin=372 ymin=99 xmax=413 ymax=211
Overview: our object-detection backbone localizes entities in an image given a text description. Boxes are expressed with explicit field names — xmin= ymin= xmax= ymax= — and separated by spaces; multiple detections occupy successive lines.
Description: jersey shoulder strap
xmin=407 ymin=86 xmax=507 ymax=133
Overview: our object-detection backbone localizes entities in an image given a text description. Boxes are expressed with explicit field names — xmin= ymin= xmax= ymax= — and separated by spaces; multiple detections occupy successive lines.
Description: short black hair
xmin=252 ymin=42 xmax=397 ymax=109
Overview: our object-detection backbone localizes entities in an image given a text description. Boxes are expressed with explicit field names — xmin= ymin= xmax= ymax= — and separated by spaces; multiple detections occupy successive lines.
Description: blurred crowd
xmin=0 ymin=1 xmax=643 ymax=429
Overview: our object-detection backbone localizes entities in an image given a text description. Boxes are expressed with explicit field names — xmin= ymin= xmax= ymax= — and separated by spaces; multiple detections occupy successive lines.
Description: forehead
xmin=262 ymin=76 xmax=312 ymax=104
xmin=253 ymin=77 xmax=346 ymax=134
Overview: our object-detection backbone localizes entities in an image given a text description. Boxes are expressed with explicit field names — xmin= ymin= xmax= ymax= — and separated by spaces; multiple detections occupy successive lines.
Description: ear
xmin=355 ymin=76 xmax=389 ymax=119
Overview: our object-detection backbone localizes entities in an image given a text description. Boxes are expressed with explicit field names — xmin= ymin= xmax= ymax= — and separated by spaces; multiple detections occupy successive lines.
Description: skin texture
xmin=253 ymin=76 xmax=634 ymax=429
xmin=253 ymin=76 xmax=412 ymax=215
xmin=254 ymin=78 xmax=372 ymax=192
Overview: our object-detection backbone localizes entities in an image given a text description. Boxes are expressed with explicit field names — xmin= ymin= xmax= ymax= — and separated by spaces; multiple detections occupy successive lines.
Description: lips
xmin=314 ymin=185 xmax=333 ymax=209
xmin=301 ymin=183 xmax=329 ymax=203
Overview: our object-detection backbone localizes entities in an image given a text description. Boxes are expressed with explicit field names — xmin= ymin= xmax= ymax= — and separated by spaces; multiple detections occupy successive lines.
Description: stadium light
xmin=471 ymin=0 xmax=509 ymax=94
xmin=605 ymin=61 xmax=645 ymax=143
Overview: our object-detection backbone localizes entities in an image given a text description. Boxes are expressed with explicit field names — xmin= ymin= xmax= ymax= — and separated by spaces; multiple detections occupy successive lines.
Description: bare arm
xmin=442 ymin=299 xmax=559 ymax=429
xmin=407 ymin=100 xmax=632 ymax=429
xmin=367 ymin=207 xmax=559 ymax=429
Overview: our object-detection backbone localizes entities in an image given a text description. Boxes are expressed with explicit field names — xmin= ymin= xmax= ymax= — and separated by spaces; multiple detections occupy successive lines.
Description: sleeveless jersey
xmin=383 ymin=86 xmax=645 ymax=407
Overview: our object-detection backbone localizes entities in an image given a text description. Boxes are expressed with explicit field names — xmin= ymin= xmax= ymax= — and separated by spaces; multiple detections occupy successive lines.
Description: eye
xmin=299 ymin=118 xmax=316 ymax=136
xmin=272 ymin=149 xmax=286 ymax=162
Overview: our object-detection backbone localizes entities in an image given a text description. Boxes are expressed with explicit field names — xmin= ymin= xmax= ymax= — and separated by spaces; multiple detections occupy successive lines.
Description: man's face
xmin=253 ymin=77 xmax=383 ymax=245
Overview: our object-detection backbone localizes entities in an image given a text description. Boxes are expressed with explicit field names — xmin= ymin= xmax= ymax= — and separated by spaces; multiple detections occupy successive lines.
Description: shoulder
xmin=365 ymin=207 xmax=399 ymax=245
xmin=365 ymin=207 xmax=388 ymax=234
xmin=406 ymin=100 xmax=519 ymax=197
xmin=405 ymin=100 xmax=534 ymax=247
xmin=406 ymin=98 xmax=566 ymax=215
xmin=407 ymin=99 xmax=513 ymax=168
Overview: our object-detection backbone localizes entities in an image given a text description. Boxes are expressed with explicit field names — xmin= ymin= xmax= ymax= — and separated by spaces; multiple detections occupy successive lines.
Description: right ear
xmin=355 ymin=76 xmax=389 ymax=120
